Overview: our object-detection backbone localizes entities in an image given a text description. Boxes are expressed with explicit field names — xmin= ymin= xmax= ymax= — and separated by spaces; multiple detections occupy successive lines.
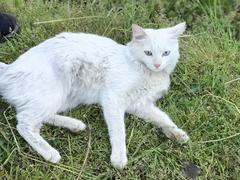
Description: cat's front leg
xmin=101 ymin=96 xmax=127 ymax=169
xmin=128 ymin=102 xmax=189 ymax=143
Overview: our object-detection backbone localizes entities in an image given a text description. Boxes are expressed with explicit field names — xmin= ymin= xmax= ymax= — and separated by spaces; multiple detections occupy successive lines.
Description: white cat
xmin=0 ymin=22 xmax=189 ymax=169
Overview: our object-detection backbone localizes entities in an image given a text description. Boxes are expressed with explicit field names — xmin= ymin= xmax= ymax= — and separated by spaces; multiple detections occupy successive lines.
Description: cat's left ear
xmin=168 ymin=22 xmax=186 ymax=38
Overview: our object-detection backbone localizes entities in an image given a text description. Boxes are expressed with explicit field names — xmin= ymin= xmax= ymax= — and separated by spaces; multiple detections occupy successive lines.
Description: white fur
xmin=0 ymin=22 xmax=189 ymax=169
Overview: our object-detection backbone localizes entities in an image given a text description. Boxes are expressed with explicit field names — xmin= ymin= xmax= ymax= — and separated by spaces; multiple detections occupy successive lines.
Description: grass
xmin=0 ymin=0 xmax=239 ymax=179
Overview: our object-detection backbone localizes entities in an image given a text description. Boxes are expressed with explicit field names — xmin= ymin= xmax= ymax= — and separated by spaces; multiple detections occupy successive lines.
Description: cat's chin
xmin=150 ymin=68 xmax=163 ymax=73
xmin=147 ymin=66 xmax=163 ymax=73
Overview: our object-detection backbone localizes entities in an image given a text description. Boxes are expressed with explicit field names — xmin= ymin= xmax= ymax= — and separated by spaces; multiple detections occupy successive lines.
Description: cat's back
xmin=50 ymin=32 xmax=121 ymax=59
xmin=9 ymin=32 xmax=122 ymax=71
xmin=53 ymin=32 xmax=119 ymax=48
xmin=41 ymin=32 xmax=124 ymax=72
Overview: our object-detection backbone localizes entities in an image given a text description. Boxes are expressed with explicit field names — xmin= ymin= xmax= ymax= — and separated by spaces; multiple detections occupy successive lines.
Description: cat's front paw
xmin=163 ymin=127 xmax=189 ymax=144
xmin=70 ymin=121 xmax=86 ymax=133
xmin=111 ymin=153 xmax=128 ymax=169
xmin=43 ymin=148 xmax=61 ymax=163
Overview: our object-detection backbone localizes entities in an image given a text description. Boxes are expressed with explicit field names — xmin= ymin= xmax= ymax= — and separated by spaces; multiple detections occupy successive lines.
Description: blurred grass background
xmin=0 ymin=0 xmax=239 ymax=179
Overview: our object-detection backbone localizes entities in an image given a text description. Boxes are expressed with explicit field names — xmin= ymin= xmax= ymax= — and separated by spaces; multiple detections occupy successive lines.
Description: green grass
xmin=0 ymin=0 xmax=239 ymax=179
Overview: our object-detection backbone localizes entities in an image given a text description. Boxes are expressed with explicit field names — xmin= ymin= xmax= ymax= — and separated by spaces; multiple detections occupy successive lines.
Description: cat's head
xmin=128 ymin=22 xmax=186 ymax=74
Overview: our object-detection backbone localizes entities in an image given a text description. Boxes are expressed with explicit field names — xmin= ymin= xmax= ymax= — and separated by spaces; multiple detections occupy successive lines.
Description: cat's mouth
xmin=139 ymin=61 xmax=162 ymax=73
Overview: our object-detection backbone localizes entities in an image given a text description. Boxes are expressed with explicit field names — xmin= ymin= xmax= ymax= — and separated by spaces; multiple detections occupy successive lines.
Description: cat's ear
xmin=132 ymin=24 xmax=147 ymax=41
xmin=168 ymin=22 xmax=186 ymax=38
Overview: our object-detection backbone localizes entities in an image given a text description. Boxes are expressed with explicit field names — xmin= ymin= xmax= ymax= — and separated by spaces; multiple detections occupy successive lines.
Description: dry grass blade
xmin=3 ymin=106 xmax=21 ymax=153
xmin=33 ymin=16 xmax=106 ymax=25
xmin=197 ymin=132 xmax=240 ymax=143
xmin=76 ymin=123 xmax=92 ymax=180
xmin=196 ymin=91 xmax=240 ymax=143
xmin=21 ymin=152 xmax=79 ymax=174
xmin=205 ymin=91 xmax=240 ymax=114
xmin=225 ymin=77 xmax=240 ymax=84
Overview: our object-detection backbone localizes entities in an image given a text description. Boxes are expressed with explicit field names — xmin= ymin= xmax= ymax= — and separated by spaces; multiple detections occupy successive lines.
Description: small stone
xmin=182 ymin=161 xmax=201 ymax=179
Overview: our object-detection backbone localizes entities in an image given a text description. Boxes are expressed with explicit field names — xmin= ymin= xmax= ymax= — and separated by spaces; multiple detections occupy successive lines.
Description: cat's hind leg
xmin=16 ymin=113 xmax=61 ymax=163
xmin=46 ymin=115 xmax=86 ymax=132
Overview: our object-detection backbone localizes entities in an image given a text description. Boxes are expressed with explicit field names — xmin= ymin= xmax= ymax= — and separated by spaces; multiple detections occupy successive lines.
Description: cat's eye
xmin=144 ymin=50 xmax=153 ymax=56
xmin=162 ymin=51 xmax=170 ymax=56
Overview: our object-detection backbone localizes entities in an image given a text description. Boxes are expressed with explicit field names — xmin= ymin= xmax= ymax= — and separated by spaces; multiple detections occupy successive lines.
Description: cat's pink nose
xmin=154 ymin=64 xmax=160 ymax=68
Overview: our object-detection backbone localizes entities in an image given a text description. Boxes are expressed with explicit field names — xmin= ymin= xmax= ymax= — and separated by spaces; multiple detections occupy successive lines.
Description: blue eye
xmin=162 ymin=51 xmax=170 ymax=56
xmin=144 ymin=50 xmax=153 ymax=56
